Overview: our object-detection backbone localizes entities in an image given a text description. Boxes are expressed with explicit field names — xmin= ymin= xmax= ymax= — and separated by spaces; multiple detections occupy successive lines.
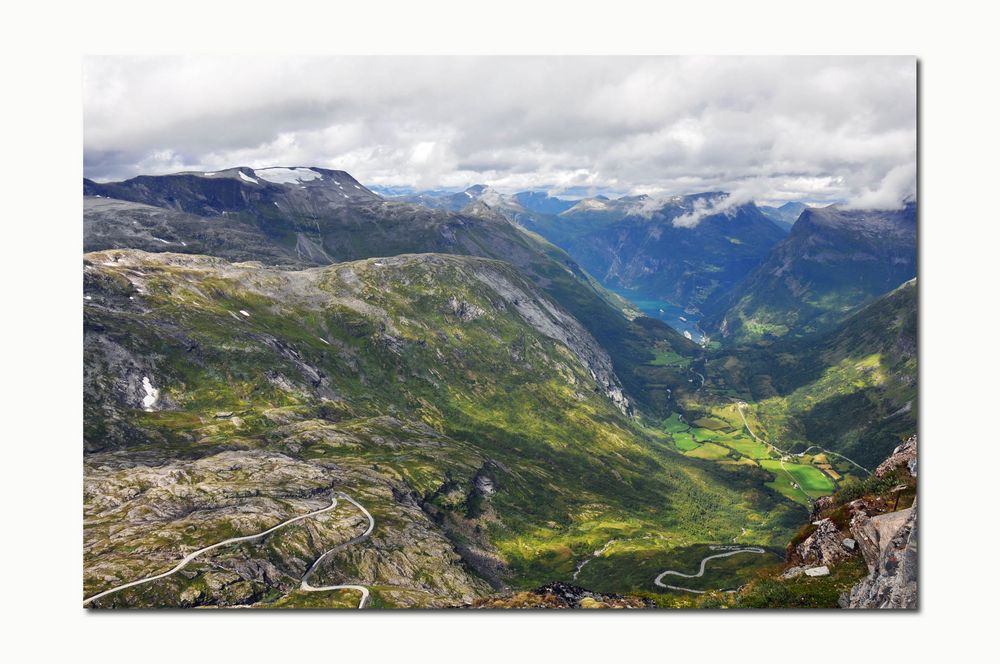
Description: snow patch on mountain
xmin=255 ymin=167 xmax=323 ymax=184
xmin=141 ymin=376 xmax=159 ymax=410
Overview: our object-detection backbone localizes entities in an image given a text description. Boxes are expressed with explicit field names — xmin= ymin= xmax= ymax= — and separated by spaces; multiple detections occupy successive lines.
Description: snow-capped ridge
xmin=254 ymin=167 xmax=324 ymax=185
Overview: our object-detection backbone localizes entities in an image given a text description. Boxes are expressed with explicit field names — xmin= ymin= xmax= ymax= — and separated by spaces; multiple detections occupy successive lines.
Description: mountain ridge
xmin=83 ymin=168 xmax=699 ymax=420
xmin=703 ymin=203 xmax=917 ymax=342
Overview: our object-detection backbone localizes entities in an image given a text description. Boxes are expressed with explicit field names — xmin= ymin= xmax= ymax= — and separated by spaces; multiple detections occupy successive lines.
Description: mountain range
xmin=758 ymin=201 xmax=809 ymax=231
xmin=82 ymin=165 xmax=917 ymax=609
xmin=703 ymin=203 xmax=917 ymax=342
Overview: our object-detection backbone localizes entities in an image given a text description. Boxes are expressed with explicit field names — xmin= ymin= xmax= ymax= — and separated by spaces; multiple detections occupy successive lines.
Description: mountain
xmin=510 ymin=191 xmax=577 ymax=215
xmin=386 ymin=184 xmax=510 ymax=212
xmin=707 ymin=278 xmax=917 ymax=468
xmin=516 ymin=192 xmax=789 ymax=314
xmin=85 ymin=196 xmax=316 ymax=266
xmin=84 ymin=167 xmax=698 ymax=419
xmin=81 ymin=165 xmax=915 ymax=609
xmin=703 ymin=204 xmax=917 ymax=342
xmin=83 ymin=249 xmax=800 ymax=607
xmin=387 ymin=185 xmax=576 ymax=217
xmin=758 ymin=201 xmax=809 ymax=231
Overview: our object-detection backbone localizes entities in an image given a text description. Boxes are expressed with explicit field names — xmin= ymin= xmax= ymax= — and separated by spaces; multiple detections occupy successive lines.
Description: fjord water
xmin=610 ymin=289 xmax=708 ymax=344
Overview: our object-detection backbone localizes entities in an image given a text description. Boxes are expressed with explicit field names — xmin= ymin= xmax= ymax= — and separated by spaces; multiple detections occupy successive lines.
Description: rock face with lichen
xmin=793 ymin=518 xmax=853 ymax=567
xmin=875 ymin=435 xmax=917 ymax=478
xmin=844 ymin=503 xmax=917 ymax=609
xmin=842 ymin=435 xmax=919 ymax=609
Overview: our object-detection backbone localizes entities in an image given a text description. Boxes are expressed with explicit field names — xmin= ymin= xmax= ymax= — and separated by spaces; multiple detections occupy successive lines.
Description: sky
xmin=83 ymin=56 xmax=916 ymax=208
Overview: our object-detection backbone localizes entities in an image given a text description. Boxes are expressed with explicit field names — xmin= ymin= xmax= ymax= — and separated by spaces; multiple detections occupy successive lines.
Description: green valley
xmin=81 ymin=168 xmax=916 ymax=609
xmin=83 ymin=249 xmax=804 ymax=607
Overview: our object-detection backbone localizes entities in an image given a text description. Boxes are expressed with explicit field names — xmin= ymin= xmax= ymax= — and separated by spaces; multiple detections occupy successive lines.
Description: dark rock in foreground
xmin=470 ymin=581 xmax=653 ymax=609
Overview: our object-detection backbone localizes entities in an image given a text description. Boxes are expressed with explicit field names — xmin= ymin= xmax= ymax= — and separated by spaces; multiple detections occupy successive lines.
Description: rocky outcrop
xmin=875 ymin=435 xmax=917 ymax=478
xmin=842 ymin=435 xmax=918 ymax=609
xmin=844 ymin=503 xmax=917 ymax=609
xmin=794 ymin=518 xmax=853 ymax=567
xmin=850 ymin=513 xmax=881 ymax=570
xmin=448 ymin=296 xmax=486 ymax=322
xmin=850 ymin=507 xmax=914 ymax=571
xmin=471 ymin=582 xmax=652 ymax=609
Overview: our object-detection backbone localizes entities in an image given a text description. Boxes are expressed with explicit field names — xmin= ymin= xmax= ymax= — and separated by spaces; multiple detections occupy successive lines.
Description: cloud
xmin=670 ymin=191 xmax=753 ymax=228
xmin=842 ymin=163 xmax=917 ymax=210
xmin=83 ymin=56 xmax=916 ymax=207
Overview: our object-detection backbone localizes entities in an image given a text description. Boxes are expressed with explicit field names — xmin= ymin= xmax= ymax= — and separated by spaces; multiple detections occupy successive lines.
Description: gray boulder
xmin=795 ymin=518 xmax=850 ymax=566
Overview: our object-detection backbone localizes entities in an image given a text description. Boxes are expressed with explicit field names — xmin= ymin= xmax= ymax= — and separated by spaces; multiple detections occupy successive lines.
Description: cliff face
xmin=843 ymin=436 xmax=919 ymax=609
xmin=844 ymin=503 xmax=917 ymax=609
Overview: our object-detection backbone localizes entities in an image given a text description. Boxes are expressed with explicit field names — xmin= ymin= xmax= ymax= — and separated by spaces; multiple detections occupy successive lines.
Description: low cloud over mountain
xmin=84 ymin=56 xmax=915 ymax=208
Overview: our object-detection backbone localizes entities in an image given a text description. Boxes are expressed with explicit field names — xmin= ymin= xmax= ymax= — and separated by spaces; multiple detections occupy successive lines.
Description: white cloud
xmin=83 ymin=56 xmax=916 ymax=207
xmin=670 ymin=191 xmax=753 ymax=228
xmin=842 ymin=163 xmax=917 ymax=210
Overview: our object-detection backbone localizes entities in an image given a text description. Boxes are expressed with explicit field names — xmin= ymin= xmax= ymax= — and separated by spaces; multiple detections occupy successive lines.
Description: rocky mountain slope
xmin=385 ymin=184 xmax=577 ymax=217
xmin=84 ymin=169 xmax=698 ymax=420
xmin=757 ymin=201 xmax=809 ymax=231
xmin=83 ymin=249 xmax=800 ymax=607
xmin=85 ymin=196 xmax=312 ymax=266
xmin=704 ymin=203 xmax=917 ymax=342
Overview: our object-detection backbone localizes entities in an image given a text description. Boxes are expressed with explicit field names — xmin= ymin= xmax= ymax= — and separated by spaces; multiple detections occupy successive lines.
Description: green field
xmin=654 ymin=403 xmax=838 ymax=510
xmin=650 ymin=349 xmax=691 ymax=367
xmin=685 ymin=442 xmax=732 ymax=460
xmin=760 ymin=460 xmax=835 ymax=505
xmin=725 ymin=437 xmax=773 ymax=460
xmin=661 ymin=413 xmax=690 ymax=434
xmin=691 ymin=417 xmax=729 ymax=431
xmin=671 ymin=432 xmax=700 ymax=452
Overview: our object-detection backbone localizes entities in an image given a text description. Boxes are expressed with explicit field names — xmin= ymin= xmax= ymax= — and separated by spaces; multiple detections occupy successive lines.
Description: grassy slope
xmin=619 ymin=282 xmax=914 ymax=515
xmin=84 ymin=250 xmax=802 ymax=605
xmin=704 ymin=280 xmax=917 ymax=469
xmin=704 ymin=204 xmax=917 ymax=343
xmin=85 ymin=177 xmax=699 ymax=424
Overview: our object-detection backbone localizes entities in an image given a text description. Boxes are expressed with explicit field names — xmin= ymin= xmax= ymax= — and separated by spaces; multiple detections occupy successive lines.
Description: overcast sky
xmin=83 ymin=56 xmax=916 ymax=207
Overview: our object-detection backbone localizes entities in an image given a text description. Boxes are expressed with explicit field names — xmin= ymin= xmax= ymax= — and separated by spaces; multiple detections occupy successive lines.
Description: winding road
xmin=688 ymin=366 xmax=706 ymax=393
xmin=300 ymin=492 xmax=375 ymax=608
xmin=794 ymin=445 xmax=870 ymax=475
xmin=735 ymin=401 xmax=868 ymax=475
xmin=653 ymin=546 xmax=766 ymax=594
xmin=734 ymin=402 xmax=815 ymax=504
xmin=83 ymin=490 xmax=374 ymax=609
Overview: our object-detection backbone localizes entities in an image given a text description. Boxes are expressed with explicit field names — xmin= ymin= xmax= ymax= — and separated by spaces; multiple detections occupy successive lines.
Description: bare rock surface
xmin=844 ymin=503 xmax=917 ymax=609
xmin=875 ymin=435 xmax=917 ymax=478
xmin=794 ymin=518 xmax=851 ymax=566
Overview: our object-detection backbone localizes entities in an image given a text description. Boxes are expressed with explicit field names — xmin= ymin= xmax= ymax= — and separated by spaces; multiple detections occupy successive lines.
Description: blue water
xmin=609 ymin=289 xmax=708 ymax=344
